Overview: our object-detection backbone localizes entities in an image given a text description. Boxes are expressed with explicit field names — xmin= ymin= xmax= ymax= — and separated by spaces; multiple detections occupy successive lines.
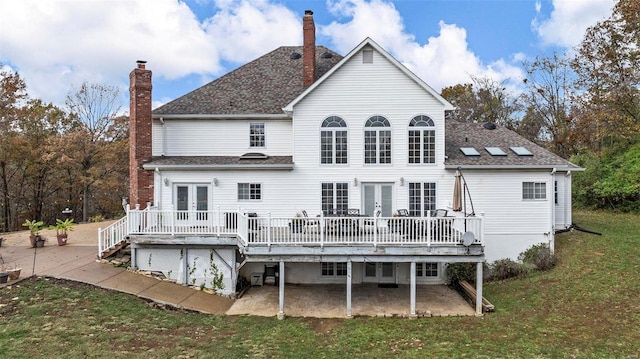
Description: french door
xmin=362 ymin=183 xmax=393 ymax=216
xmin=363 ymin=262 xmax=395 ymax=283
xmin=174 ymin=184 xmax=211 ymax=223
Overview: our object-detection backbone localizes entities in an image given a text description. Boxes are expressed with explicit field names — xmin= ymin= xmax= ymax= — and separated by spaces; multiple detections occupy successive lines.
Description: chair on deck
xmin=363 ymin=209 xmax=382 ymax=233
xmin=396 ymin=209 xmax=410 ymax=217
xmin=302 ymin=210 xmax=320 ymax=233
xmin=347 ymin=208 xmax=360 ymax=216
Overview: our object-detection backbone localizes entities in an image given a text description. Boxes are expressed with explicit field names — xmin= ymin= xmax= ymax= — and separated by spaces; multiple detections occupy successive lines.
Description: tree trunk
xmin=0 ymin=161 xmax=10 ymax=232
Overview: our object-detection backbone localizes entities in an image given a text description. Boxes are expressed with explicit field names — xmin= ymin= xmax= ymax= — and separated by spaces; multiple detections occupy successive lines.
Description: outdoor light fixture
xmin=399 ymin=177 xmax=404 ymax=186
xmin=163 ymin=178 xmax=170 ymax=186
xmin=213 ymin=178 xmax=219 ymax=186
xmin=353 ymin=178 xmax=358 ymax=186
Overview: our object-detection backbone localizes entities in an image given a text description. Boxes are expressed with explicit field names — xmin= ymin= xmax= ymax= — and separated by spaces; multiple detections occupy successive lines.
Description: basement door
xmin=363 ymin=262 xmax=396 ymax=283
xmin=174 ymin=184 xmax=211 ymax=224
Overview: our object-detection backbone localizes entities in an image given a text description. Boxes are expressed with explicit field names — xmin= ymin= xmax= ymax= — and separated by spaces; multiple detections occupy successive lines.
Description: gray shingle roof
xmin=444 ymin=121 xmax=580 ymax=169
xmin=143 ymin=155 xmax=293 ymax=169
xmin=153 ymin=46 xmax=343 ymax=115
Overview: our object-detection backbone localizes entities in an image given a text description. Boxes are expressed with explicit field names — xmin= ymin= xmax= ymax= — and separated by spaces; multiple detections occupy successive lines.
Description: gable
xmin=284 ymin=38 xmax=453 ymax=113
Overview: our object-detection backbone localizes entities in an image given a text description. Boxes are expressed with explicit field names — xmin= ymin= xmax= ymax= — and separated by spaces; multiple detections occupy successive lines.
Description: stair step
xmin=100 ymin=241 xmax=129 ymax=259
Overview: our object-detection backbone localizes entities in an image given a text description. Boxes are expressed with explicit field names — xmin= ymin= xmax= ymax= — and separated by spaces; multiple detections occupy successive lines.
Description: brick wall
xmin=129 ymin=61 xmax=154 ymax=209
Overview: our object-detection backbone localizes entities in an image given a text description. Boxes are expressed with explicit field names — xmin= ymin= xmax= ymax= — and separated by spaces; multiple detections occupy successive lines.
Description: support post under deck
xmin=410 ymin=261 xmax=417 ymax=318
xmin=277 ymin=261 xmax=285 ymax=320
xmin=476 ymin=261 xmax=483 ymax=316
xmin=346 ymin=260 xmax=352 ymax=318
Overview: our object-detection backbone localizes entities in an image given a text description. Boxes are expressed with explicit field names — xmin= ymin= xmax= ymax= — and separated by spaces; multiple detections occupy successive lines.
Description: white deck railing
xmin=98 ymin=215 xmax=128 ymax=257
xmin=119 ymin=206 xmax=484 ymax=248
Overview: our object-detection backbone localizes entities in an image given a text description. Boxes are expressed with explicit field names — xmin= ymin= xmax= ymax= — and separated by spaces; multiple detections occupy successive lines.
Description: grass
xmin=1 ymin=210 xmax=639 ymax=358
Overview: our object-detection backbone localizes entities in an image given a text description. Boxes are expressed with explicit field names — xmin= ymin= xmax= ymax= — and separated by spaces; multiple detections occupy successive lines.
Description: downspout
xmin=549 ymin=168 xmax=556 ymax=255
xmin=159 ymin=117 xmax=166 ymax=156
xmin=565 ymin=171 xmax=571 ymax=228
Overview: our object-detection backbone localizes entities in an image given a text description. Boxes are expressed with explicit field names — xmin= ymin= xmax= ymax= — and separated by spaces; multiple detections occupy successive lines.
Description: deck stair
xmin=459 ymin=280 xmax=495 ymax=312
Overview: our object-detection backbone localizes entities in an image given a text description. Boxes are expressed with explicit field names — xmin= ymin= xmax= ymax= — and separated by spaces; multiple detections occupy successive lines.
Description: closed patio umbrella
xmin=453 ymin=170 xmax=463 ymax=212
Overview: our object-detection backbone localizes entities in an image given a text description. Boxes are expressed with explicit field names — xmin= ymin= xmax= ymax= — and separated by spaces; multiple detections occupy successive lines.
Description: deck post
xmin=277 ymin=261 xmax=286 ymax=320
xmin=410 ymin=262 xmax=417 ymax=318
xmin=476 ymin=261 xmax=483 ymax=316
xmin=346 ymin=260 xmax=352 ymax=318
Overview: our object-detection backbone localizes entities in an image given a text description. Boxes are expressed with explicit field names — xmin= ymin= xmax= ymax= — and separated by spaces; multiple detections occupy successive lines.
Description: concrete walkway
xmin=1 ymin=221 xmax=476 ymax=318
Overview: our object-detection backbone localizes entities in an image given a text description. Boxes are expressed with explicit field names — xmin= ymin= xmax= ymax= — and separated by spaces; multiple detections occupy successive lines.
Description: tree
xmin=65 ymin=82 xmax=128 ymax=222
xmin=441 ymin=76 xmax=522 ymax=128
xmin=572 ymin=0 xmax=640 ymax=150
xmin=0 ymin=67 xmax=28 ymax=232
xmin=520 ymin=52 xmax=576 ymax=158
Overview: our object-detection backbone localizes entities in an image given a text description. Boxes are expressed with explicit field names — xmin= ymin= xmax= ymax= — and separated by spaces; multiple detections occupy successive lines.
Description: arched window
xmin=408 ymin=115 xmax=435 ymax=164
xmin=320 ymin=116 xmax=348 ymax=164
xmin=364 ymin=115 xmax=391 ymax=164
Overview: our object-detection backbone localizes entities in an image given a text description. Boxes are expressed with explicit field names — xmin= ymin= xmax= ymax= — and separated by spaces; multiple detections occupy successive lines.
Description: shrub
xmin=445 ymin=262 xmax=476 ymax=285
xmin=89 ymin=214 xmax=105 ymax=223
xmin=518 ymin=243 xmax=556 ymax=271
xmin=489 ymin=258 xmax=528 ymax=281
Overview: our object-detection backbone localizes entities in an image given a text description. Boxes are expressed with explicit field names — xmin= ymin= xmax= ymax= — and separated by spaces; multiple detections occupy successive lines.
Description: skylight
xmin=485 ymin=147 xmax=507 ymax=156
xmin=510 ymin=147 xmax=533 ymax=156
xmin=460 ymin=147 xmax=480 ymax=156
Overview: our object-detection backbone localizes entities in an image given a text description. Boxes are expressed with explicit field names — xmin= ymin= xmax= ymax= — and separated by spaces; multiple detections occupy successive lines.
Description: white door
xmin=362 ymin=183 xmax=393 ymax=216
xmin=174 ymin=184 xmax=211 ymax=224
xmin=363 ymin=262 xmax=396 ymax=283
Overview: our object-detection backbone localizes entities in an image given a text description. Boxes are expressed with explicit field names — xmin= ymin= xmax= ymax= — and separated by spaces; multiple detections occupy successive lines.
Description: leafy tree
xmin=519 ymin=52 xmax=576 ymax=158
xmin=572 ymin=0 xmax=640 ymax=150
xmin=65 ymin=82 xmax=128 ymax=222
xmin=441 ymin=76 xmax=522 ymax=128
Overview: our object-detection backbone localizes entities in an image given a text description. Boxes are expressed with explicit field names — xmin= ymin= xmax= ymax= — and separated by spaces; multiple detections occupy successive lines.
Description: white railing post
xmin=170 ymin=204 xmax=175 ymax=236
xmin=216 ymin=205 xmax=221 ymax=235
xmin=98 ymin=228 xmax=102 ymax=258
xmin=480 ymin=211 xmax=485 ymax=245
xmin=267 ymin=211 xmax=272 ymax=245
xmin=320 ymin=213 xmax=325 ymax=248
xmin=427 ymin=211 xmax=432 ymax=246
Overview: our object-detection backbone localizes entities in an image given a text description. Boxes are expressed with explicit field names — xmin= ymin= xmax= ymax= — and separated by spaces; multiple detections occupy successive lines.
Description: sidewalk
xmin=0 ymin=221 xmax=234 ymax=314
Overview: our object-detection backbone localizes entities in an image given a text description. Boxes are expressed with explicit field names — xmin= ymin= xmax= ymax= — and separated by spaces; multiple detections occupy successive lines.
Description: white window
xmin=321 ymin=262 xmax=347 ymax=276
xmin=238 ymin=183 xmax=262 ymax=201
xmin=408 ymin=115 xmax=435 ymax=164
xmin=321 ymin=182 xmax=349 ymax=215
xmin=416 ymin=263 xmax=439 ymax=277
xmin=320 ymin=116 xmax=348 ymax=164
xmin=364 ymin=116 xmax=391 ymax=164
xmin=409 ymin=182 xmax=436 ymax=217
xmin=523 ymin=182 xmax=546 ymax=200
xmin=249 ymin=123 xmax=265 ymax=147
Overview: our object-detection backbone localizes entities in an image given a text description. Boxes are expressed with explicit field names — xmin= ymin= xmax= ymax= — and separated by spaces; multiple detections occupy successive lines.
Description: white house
xmin=100 ymin=10 xmax=580 ymax=318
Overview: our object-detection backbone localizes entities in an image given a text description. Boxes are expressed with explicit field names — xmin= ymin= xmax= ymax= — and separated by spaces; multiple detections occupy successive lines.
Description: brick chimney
xmin=129 ymin=60 xmax=154 ymax=209
xmin=303 ymin=10 xmax=316 ymax=87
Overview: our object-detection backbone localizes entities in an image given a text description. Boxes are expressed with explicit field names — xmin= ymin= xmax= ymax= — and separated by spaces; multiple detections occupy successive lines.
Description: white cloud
xmin=321 ymin=0 xmax=524 ymax=91
xmin=0 ymin=0 xmax=300 ymax=108
xmin=533 ymin=0 xmax=615 ymax=48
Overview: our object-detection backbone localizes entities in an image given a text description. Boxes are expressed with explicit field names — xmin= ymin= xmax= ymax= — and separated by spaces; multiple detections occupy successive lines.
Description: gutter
xmin=445 ymin=164 xmax=584 ymax=171
xmin=142 ymin=164 xmax=295 ymax=171
xmin=152 ymin=114 xmax=291 ymax=120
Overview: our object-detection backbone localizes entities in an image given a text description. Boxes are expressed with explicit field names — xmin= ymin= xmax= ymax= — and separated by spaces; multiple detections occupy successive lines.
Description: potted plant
xmin=0 ymin=265 xmax=8 ymax=284
xmin=7 ymin=263 xmax=21 ymax=281
xmin=51 ymin=218 xmax=75 ymax=246
xmin=22 ymin=219 xmax=45 ymax=248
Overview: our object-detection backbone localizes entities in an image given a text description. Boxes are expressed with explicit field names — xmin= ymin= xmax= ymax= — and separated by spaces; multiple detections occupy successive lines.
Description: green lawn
xmin=1 ymin=210 xmax=639 ymax=358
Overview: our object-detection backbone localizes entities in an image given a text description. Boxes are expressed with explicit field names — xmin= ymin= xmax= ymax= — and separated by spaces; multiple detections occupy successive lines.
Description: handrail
xmin=98 ymin=216 xmax=128 ymax=257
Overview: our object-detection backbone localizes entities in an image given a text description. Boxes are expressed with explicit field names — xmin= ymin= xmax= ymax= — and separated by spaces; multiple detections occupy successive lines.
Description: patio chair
xmin=396 ymin=209 xmax=410 ymax=217
xmin=362 ymin=209 xmax=382 ymax=233
xmin=347 ymin=208 xmax=360 ymax=216
xmin=302 ymin=210 xmax=320 ymax=233
xmin=263 ymin=264 xmax=279 ymax=286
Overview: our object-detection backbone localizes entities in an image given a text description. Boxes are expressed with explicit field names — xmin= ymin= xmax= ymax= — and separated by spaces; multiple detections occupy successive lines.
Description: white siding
xmin=554 ymin=172 xmax=573 ymax=229
xmin=152 ymin=119 xmax=292 ymax=157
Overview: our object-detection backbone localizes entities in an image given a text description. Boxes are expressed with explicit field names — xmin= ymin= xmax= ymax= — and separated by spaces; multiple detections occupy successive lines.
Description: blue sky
xmin=0 ymin=0 xmax=615 ymax=112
